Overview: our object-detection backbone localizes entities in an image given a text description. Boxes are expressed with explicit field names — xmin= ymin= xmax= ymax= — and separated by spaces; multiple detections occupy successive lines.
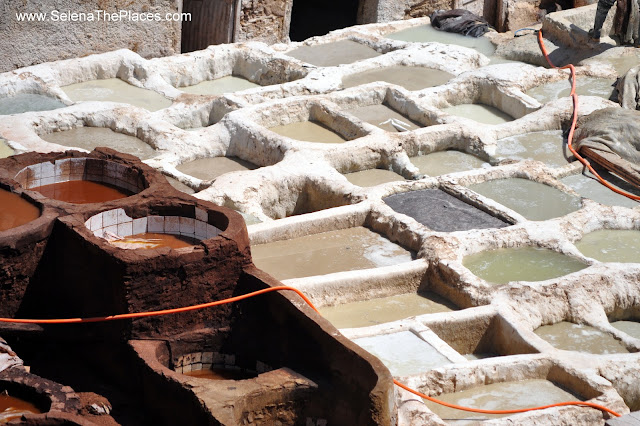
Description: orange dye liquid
xmin=31 ymin=180 xmax=132 ymax=203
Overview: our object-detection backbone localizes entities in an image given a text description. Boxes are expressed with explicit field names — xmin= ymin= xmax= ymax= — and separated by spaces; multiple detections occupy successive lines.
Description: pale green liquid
xmin=165 ymin=176 xmax=195 ymax=194
xmin=0 ymin=93 xmax=65 ymax=115
xmin=176 ymin=156 xmax=257 ymax=181
xmin=463 ymin=247 xmax=587 ymax=285
xmin=611 ymin=320 xmax=640 ymax=339
xmin=320 ymin=292 xmax=456 ymax=329
xmin=41 ymin=127 xmax=157 ymax=160
xmin=575 ymin=229 xmax=640 ymax=263
xmin=496 ymin=130 xmax=568 ymax=167
xmin=354 ymin=331 xmax=451 ymax=376
xmin=269 ymin=121 xmax=346 ymax=143
xmin=62 ymin=78 xmax=172 ymax=111
xmin=251 ymin=226 xmax=413 ymax=280
xmin=347 ymin=104 xmax=421 ymax=132
xmin=0 ymin=139 xmax=14 ymax=158
xmin=411 ymin=150 xmax=487 ymax=176
xmin=444 ymin=104 xmax=513 ymax=125
xmin=535 ymin=322 xmax=629 ymax=354
xmin=424 ymin=379 xmax=579 ymax=424
xmin=561 ymin=174 xmax=639 ymax=209
xmin=386 ymin=25 xmax=496 ymax=57
xmin=180 ymin=76 xmax=260 ymax=95
xmin=469 ymin=178 xmax=582 ymax=221
xmin=342 ymin=66 xmax=453 ymax=91
xmin=344 ymin=169 xmax=405 ymax=187
xmin=286 ymin=40 xmax=381 ymax=67
xmin=526 ymin=77 xmax=615 ymax=103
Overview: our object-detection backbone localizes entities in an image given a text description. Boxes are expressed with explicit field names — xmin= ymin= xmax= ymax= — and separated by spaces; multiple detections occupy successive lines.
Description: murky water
xmin=469 ymin=178 xmax=582 ymax=221
xmin=463 ymin=353 xmax=498 ymax=360
xmin=0 ymin=93 xmax=66 ymax=115
xmin=496 ymin=130 xmax=567 ymax=167
xmin=586 ymin=53 xmax=640 ymax=76
xmin=0 ymin=189 xmax=40 ymax=231
xmin=560 ymin=173 xmax=639 ymax=209
xmin=354 ymin=331 xmax=452 ymax=376
xmin=535 ymin=322 xmax=629 ymax=354
xmin=411 ymin=150 xmax=487 ymax=176
xmin=344 ymin=169 xmax=405 ymax=187
xmin=347 ymin=104 xmax=422 ymax=132
xmin=41 ymin=127 xmax=157 ymax=160
xmin=183 ymin=368 xmax=258 ymax=381
xmin=0 ymin=393 xmax=42 ymax=423
xmin=611 ymin=320 xmax=640 ymax=339
xmin=109 ymin=232 xmax=199 ymax=250
xmin=62 ymin=78 xmax=172 ymax=111
xmin=180 ymin=76 xmax=260 ymax=95
xmin=526 ymin=77 xmax=616 ymax=103
xmin=176 ymin=156 xmax=258 ymax=181
xmin=0 ymin=139 xmax=14 ymax=158
xmin=424 ymin=379 xmax=579 ymax=424
xmin=463 ymin=246 xmax=587 ymax=285
xmin=342 ymin=66 xmax=453 ymax=91
xmin=31 ymin=180 xmax=132 ymax=203
xmin=444 ymin=104 xmax=513 ymax=125
xmin=286 ymin=40 xmax=381 ymax=67
xmin=320 ymin=292 xmax=456 ymax=329
xmin=386 ymin=24 xmax=496 ymax=57
xmin=269 ymin=121 xmax=346 ymax=143
xmin=575 ymin=229 xmax=640 ymax=263
xmin=251 ymin=226 xmax=414 ymax=280
xmin=165 ymin=176 xmax=195 ymax=194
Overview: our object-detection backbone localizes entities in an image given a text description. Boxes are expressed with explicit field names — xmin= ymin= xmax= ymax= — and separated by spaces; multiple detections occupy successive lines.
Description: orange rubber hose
xmin=0 ymin=285 xmax=621 ymax=418
xmin=537 ymin=30 xmax=640 ymax=201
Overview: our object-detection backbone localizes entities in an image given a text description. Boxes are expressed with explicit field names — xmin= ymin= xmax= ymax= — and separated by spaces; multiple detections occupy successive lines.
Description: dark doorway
xmin=181 ymin=0 xmax=238 ymax=52
xmin=289 ymin=0 xmax=360 ymax=42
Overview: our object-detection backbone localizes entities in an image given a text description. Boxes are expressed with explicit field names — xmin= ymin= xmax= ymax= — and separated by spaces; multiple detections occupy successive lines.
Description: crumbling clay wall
xmin=0 ymin=0 xmax=182 ymax=73
xmin=236 ymin=0 xmax=292 ymax=44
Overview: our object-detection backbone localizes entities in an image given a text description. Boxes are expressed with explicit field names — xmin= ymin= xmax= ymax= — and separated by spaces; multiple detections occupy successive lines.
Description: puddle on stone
xmin=444 ymin=104 xmax=513 ymax=125
xmin=386 ymin=25 xmax=496 ymax=57
xmin=31 ymin=180 xmax=132 ymax=204
xmin=109 ymin=232 xmax=199 ymax=250
xmin=239 ymin=212 xmax=262 ymax=226
xmin=286 ymin=40 xmax=381 ymax=67
xmin=535 ymin=322 xmax=629 ymax=354
xmin=587 ymin=53 xmax=640 ymax=76
xmin=269 ymin=121 xmax=346 ymax=143
xmin=0 ymin=189 xmax=40 ymax=232
xmin=424 ymin=379 xmax=579 ymax=424
xmin=0 ymin=139 xmax=14 ymax=158
xmin=575 ymin=229 xmax=640 ymax=263
xmin=165 ymin=176 xmax=195 ymax=194
xmin=384 ymin=189 xmax=508 ymax=232
xmin=320 ymin=292 xmax=457 ymax=329
xmin=495 ymin=130 xmax=567 ymax=167
xmin=0 ymin=393 xmax=42 ymax=423
xmin=0 ymin=93 xmax=66 ymax=115
xmin=526 ymin=77 xmax=616 ymax=103
xmin=41 ymin=127 xmax=157 ymax=160
xmin=344 ymin=169 xmax=406 ymax=187
xmin=62 ymin=78 xmax=172 ymax=112
xmin=176 ymin=156 xmax=258 ymax=181
xmin=180 ymin=76 xmax=260 ymax=96
xmin=183 ymin=368 xmax=258 ymax=381
xmin=469 ymin=178 xmax=582 ymax=221
xmin=251 ymin=226 xmax=414 ymax=280
xmin=353 ymin=331 xmax=452 ymax=376
xmin=346 ymin=104 xmax=422 ymax=132
xmin=463 ymin=247 xmax=587 ymax=285
xmin=560 ymin=174 xmax=639 ymax=209
xmin=342 ymin=66 xmax=453 ymax=91
xmin=410 ymin=150 xmax=487 ymax=176
xmin=611 ymin=320 xmax=640 ymax=339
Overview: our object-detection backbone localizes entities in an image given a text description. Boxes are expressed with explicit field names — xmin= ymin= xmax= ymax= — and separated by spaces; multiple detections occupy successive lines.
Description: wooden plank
xmin=181 ymin=0 xmax=235 ymax=52
xmin=579 ymin=146 xmax=640 ymax=189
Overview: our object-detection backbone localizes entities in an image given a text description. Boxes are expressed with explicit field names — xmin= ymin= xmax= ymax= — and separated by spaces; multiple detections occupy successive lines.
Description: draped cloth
xmin=430 ymin=9 xmax=491 ymax=37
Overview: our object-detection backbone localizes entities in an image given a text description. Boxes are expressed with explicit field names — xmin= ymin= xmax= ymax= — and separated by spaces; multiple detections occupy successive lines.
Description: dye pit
xmin=0 ymin=188 xmax=40 ymax=231
xmin=534 ymin=322 xmax=629 ymax=354
xmin=0 ymin=393 xmax=41 ymax=422
xmin=1 ymin=5 xmax=639 ymax=425
xmin=444 ymin=104 xmax=513 ymax=124
xmin=31 ymin=180 xmax=132 ymax=204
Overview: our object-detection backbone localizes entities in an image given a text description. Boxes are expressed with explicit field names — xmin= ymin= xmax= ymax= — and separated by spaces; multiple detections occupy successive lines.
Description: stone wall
xmin=235 ymin=0 xmax=292 ymax=43
xmin=0 ymin=0 xmax=182 ymax=73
